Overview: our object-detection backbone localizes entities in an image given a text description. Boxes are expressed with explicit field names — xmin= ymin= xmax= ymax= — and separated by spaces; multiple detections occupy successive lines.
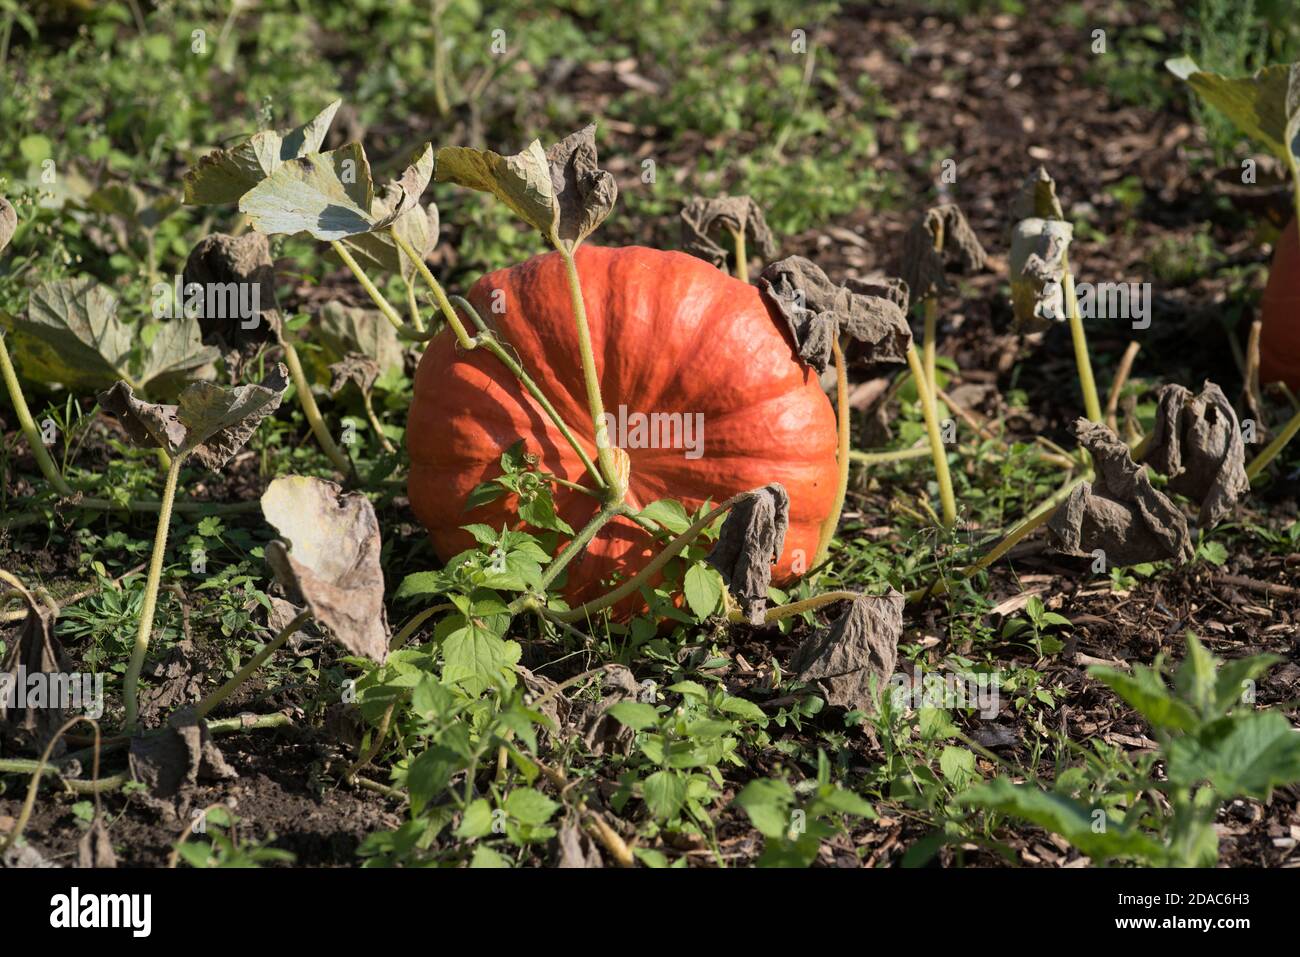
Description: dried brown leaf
xmin=792 ymin=592 xmax=905 ymax=713
xmin=706 ymin=484 xmax=789 ymax=625
xmin=680 ymin=195 xmax=777 ymax=269
xmin=898 ymin=204 xmax=988 ymax=300
xmin=0 ymin=600 xmax=74 ymax=754
xmin=328 ymin=353 xmax=381 ymax=396
xmin=546 ymin=124 xmax=618 ymax=251
xmin=1144 ymin=381 xmax=1249 ymax=527
xmin=128 ymin=708 xmax=237 ymax=820
xmin=1009 ymin=218 xmax=1073 ymax=332
xmin=182 ymin=233 xmax=282 ymax=353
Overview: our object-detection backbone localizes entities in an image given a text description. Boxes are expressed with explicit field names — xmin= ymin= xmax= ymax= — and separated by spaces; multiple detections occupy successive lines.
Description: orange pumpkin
xmin=1260 ymin=218 xmax=1300 ymax=392
xmin=407 ymin=245 xmax=838 ymax=615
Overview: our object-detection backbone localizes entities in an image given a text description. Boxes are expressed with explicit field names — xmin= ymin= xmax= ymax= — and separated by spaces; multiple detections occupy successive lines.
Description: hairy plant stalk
xmin=815 ymin=337 xmax=852 ymax=567
xmin=330 ymin=239 xmax=406 ymax=332
xmin=389 ymin=603 xmax=454 ymax=653
xmin=922 ymin=298 xmax=939 ymax=396
xmin=444 ymin=293 xmax=606 ymax=491
xmin=525 ymin=500 xmax=629 ymax=603
xmin=906 ymin=345 xmax=957 ymax=527
xmin=848 ymin=445 xmax=932 ymax=465
xmin=729 ymin=589 xmax=861 ymax=624
xmin=1246 ymin=404 xmax=1300 ymax=480
xmin=280 ymin=338 xmax=353 ymax=473
xmin=393 ymin=232 xmax=474 ymax=347
xmin=560 ymin=248 xmax=622 ymax=498
xmin=122 ymin=453 xmax=186 ymax=731
xmin=0 ymin=332 xmax=74 ymax=497
xmin=404 ymin=276 xmax=425 ymax=332
xmin=361 ymin=390 xmax=396 ymax=454
xmin=192 ymin=610 xmax=312 ymax=720
xmin=1062 ymin=262 xmax=1103 ymax=424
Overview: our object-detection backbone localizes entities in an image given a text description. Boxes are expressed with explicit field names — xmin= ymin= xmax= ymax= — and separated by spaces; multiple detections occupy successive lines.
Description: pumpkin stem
xmin=122 ymin=450 xmax=188 ymax=732
xmin=730 ymin=227 xmax=748 ymax=284
xmin=727 ymin=589 xmax=862 ymax=624
xmin=280 ymin=337 xmax=355 ymax=475
xmin=525 ymin=498 xmax=630 ymax=601
xmin=1062 ymin=252 xmax=1104 ymax=424
xmin=1246 ymin=403 xmax=1300 ymax=481
xmin=0 ymin=327 xmax=75 ymax=497
xmin=330 ymin=240 xmax=407 ymax=333
xmin=560 ymin=247 xmax=624 ymax=499
xmin=906 ymin=344 xmax=958 ymax=527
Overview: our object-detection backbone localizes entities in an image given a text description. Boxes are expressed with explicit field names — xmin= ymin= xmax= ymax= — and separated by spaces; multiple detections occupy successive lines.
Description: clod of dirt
xmin=0 ymin=195 xmax=16 ymax=253
xmin=898 ymin=203 xmax=988 ymax=301
xmin=182 ymin=233 xmax=282 ymax=364
xmin=77 ymin=817 xmax=117 ymax=868
xmin=1012 ymin=165 xmax=1065 ymax=221
xmin=758 ymin=256 xmax=912 ymax=373
xmin=679 ymin=195 xmax=777 ymax=269
xmin=547 ymin=123 xmax=618 ymax=250
xmin=97 ymin=363 xmax=288 ymax=469
xmin=0 ymin=598 xmax=75 ymax=754
xmin=579 ymin=665 xmax=639 ymax=757
xmin=137 ymin=638 xmax=203 ymax=727
xmin=1 ymin=842 xmax=56 ymax=868
xmin=328 ymin=353 xmax=380 ymax=396
xmin=1048 ymin=419 xmax=1195 ymax=566
xmin=791 ymin=592 xmax=905 ymax=713
xmin=129 ymin=708 xmax=237 ymax=820
xmin=261 ymin=475 xmax=389 ymax=662
xmin=707 ymin=484 xmax=790 ymax=625
xmin=557 ymin=821 xmax=604 ymax=868
xmin=1009 ymin=218 xmax=1073 ymax=332
xmin=1143 ymin=381 xmax=1249 ymax=527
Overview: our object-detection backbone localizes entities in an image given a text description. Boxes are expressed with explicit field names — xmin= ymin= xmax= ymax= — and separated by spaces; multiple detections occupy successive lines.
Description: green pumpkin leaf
xmin=1167 ymin=58 xmax=1300 ymax=181
xmin=4 ymin=277 xmax=134 ymax=391
xmin=184 ymin=99 xmax=342 ymax=205
xmin=1166 ymin=711 xmax=1300 ymax=800
xmin=239 ymin=142 xmax=433 ymax=242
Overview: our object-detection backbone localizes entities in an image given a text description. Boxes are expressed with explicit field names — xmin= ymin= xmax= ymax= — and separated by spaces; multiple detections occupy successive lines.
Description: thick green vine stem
xmin=849 ymin=445 xmax=931 ymax=465
xmin=906 ymin=344 xmax=957 ymax=527
xmin=1246 ymin=404 xmax=1300 ymax=481
xmin=552 ymin=488 xmax=765 ymax=623
xmin=510 ymin=500 xmax=631 ymax=614
xmin=922 ymin=298 xmax=939 ymax=395
xmin=280 ymin=337 xmax=354 ymax=474
xmin=1062 ymin=260 xmax=1104 ymax=424
xmin=559 ymin=247 xmax=622 ymax=498
xmin=392 ymin=231 xmax=475 ymax=348
xmin=330 ymin=239 xmax=406 ymax=332
xmin=729 ymin=589 xmax=862 ymax=624
xmin=122 ymin=451 xmax=187 ymax=731
xmin=192 ymin=610 xmax=312 ymax=720
xmin=815 ymin=337 xmax=852 ymax=567
xmin=444 ymin=293 xmax=607 ymax=491
xmin=0 ymin=330 xmax=75 ymax=497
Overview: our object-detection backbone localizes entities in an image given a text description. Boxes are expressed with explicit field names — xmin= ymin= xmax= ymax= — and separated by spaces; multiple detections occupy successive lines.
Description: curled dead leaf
xmin=261 ymin=475 xmax=389 ymax=662
xmin=182 ymin=233 xmax=282 ymax=356
xmin=97 ymin=363 xmax=287 ymax=469
xmin=1048 ymin=419 xmax=1194 ymax=566
xmin=706 ymin=484 xmax=789 ymax=625
xmin=898 ymin=203 xmax=988 ymax=301
xmin=328 ymin=353 xmax=381 ymax=396
xmin=758 ymin=257 xmax=912 ymax=373
xmin=1144 ymin=381 xmax=1249 ymax=527
xmin=77 ymin=817 xmax=117 ymax=869
xmin=1009 ymin=218 xmax=1073 ymax=332
xmin=128 ymin=708 xmax=237 ymax=820
xmin=0 ymin=595 xmax=75 ymax=754
xmin=792 ymin=592 xmax=905 ymax=713
xmin=546 ymin=124 xmax=618 ymax=251
xmin=679 ymin=195 xmax=777 ymax=270
xmin=0 ymin=195 xmax=16 ymax=254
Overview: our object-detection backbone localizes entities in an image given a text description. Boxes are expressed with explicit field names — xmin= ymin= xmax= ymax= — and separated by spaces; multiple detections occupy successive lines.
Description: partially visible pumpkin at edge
xmin=1261 ymin=218 xmax=1300 ymax=392
xmin=407 ymin=245 xmax=839 ymax=617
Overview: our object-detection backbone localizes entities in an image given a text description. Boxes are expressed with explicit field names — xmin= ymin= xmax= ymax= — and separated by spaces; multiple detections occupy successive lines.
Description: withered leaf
xmin=261 ymin=475 xmax=389 ymax=662
xmin=580 ymin=665 xmax=639 ymax=757
xmin=792 ymin=592 xmax=905 ymax=713
xmin=328 ymin=353 xmax=381 ymax=396
xmin=1144 ymin=381 xmax=1249 ymax=527
xmin=0 ymin=599 xmax=75 ymax=754
xmin=706 ymin=484 xmax=790 ymax=625
xmin=1048 ymin=419 xmax=1194 ymax=566
xmin=317 ymin=302 xmax=405 ymax=380
xmin=137 ymin=638 xmax=203 ymax=726
xmin=97 ymin=364 xmax=287 ymax=469
xmin=679 ymin=195 xmax=777 ymax=270
xmin=0 ymin=195 xmax=16 ymax=254
xmin=182 ymin=232 xmax=282 ymax=352
xmin=898 ymin=204 xmax=988 ymax=301
xmin=545 ymin=124 xmax=618 ymax=251
xmin=758 ymin=257 xmax=913 ymax=373
xmin=1012 ymin=165 xmax=1065 ymax=221
xmin=128 ymin=708 xmax=237 ymax=820
xmin=1009 ymin=218 xmax=1073 ymax=332
xmin=557 ymin=822 xmax=604 ymax=868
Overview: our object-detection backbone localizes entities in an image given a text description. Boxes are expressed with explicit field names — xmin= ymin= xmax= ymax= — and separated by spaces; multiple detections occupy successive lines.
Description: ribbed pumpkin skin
xmin=1260 ymin=218 xmax=1300 ymax=391
xmin=407 ymin=245 xmax=838 ymax=614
